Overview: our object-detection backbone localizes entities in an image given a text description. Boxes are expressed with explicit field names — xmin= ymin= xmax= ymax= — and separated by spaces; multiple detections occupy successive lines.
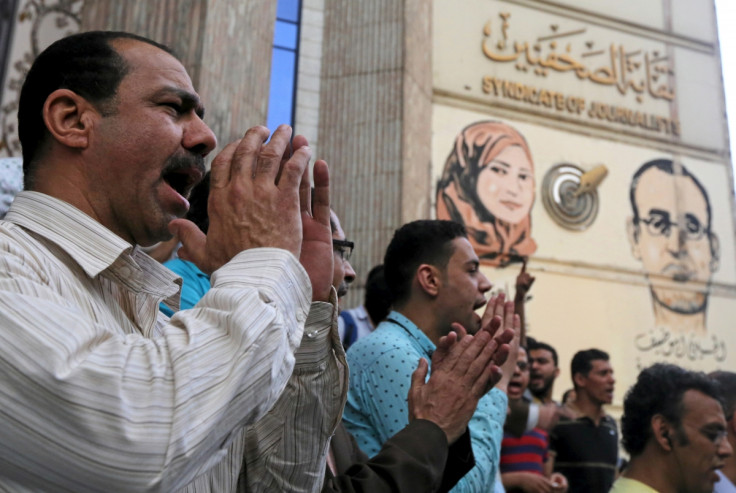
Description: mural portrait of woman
xmin=436 ymin=120 xmax=537 ymax=266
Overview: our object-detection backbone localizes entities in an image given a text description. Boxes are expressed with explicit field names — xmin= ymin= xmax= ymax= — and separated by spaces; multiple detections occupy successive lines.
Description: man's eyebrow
xmin=465 ymin=259 xmax=480 ymax=268
xmin=155 ymin=87 xmax=206 ymax=118
xmin=647 ymin=208 xmax=669 ymax=218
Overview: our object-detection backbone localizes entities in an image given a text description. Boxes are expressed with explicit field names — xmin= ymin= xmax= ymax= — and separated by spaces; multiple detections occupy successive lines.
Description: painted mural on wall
xmin=0 ymin=0 xmax=83 ymax=157
xmin=435 ymin=121 xmax=537 ymax=266
xmin=627 ymin=159 xmax=727 ymax=366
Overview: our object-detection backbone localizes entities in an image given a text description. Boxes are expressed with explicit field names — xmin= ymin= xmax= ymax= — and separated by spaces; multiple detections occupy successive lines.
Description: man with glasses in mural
xmin=611 ymin=364 xmax=732 ymax=493
xmin=626 ymin=158 xmax=720 ymax=335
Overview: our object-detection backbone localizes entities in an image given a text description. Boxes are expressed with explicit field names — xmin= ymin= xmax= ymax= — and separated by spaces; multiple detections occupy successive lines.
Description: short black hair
xmin=363 ymin=264 xmax=392 ymax=325
xmin=528 ymin=340 xmax=558 ymax=367
xmin=709 ymin=371 xmax=736 ymax=419
xmin=622 ymin=364 xmax=723 ymax=457
xmin=18 ymin=30 xmax=174 ymax=187
xmin=570 ymin=348 xmax=609 ymax=385
xmin=629 ymin=159 xmax=712 ymax=231
xmin=383 ymin=220 xmax=467 ymax=306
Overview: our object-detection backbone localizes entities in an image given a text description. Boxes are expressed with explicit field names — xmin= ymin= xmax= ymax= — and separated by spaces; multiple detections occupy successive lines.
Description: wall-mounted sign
xmin=433 ymin=0 xmax=726 ymax=153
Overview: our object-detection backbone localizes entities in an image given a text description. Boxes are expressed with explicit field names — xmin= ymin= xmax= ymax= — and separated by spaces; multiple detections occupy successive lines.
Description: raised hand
xmin=298 ymin=159 xmax=333 ymax=301
xmin=170 ymin=125 xmax=311 ymax=275
xmin=408 ymin=324 xmax=507 ymax=444
xmin=479 ymin=293 xmax=520 ymax=391
xmin=515 ymin=257 xmax=535 ymax=297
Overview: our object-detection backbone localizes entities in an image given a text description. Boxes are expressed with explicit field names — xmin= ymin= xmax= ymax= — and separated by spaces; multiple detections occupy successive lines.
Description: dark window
xmin=267 ymin=0 xmax=301 ymax=131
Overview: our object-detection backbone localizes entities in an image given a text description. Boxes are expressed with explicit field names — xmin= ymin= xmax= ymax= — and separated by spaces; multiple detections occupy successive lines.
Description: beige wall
xmin=1 ymin=1 xmax=732 ymax=405
xmin=431 ymin=0 xmax=735 ymax=407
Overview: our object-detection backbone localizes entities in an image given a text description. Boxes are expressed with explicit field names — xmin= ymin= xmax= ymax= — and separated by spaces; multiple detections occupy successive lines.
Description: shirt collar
xmin=385 ymin=310 xmax=437 ymax=357
xmin=5 ymin=192 xmax=180 ymax=298
xmin=6 ymin=192 xmax=134 ymax=278
xmin=565 ymin=400 xmax=613 ymax=424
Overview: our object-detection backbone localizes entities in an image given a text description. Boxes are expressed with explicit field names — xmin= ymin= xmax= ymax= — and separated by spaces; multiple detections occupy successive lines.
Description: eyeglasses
xmin=640 ymin=210 xmax=708 ymax=241
xmin=332 ymin=239 xmax=354 ymax=261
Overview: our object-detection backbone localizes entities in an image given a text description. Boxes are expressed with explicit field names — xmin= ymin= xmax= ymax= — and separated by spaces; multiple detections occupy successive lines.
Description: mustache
xmin=163 ymin=152 xmax=206 ymax=178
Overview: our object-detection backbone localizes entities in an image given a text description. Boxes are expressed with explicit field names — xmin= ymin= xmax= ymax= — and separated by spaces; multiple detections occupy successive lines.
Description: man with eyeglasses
xmin=626 ymin=158 xmax=720 ymax=334
xmin=329 ymin=210 xmax=357 ymax=300
xmin=611 ymin=363 xmax=732 ymax=493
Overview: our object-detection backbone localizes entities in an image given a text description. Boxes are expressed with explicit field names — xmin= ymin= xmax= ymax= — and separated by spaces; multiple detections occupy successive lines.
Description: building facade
xmin=1 ymin=0 xmax=734 ymax=405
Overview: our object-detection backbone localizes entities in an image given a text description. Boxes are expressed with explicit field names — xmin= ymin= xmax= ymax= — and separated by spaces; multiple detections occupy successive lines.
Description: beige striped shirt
xmin=0 ymin=192 xmax=347 ymax=492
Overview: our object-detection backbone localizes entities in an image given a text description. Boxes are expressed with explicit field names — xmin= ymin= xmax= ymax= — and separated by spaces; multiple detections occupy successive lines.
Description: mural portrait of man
xmin=627 ymin=158 xmax=720 ymax=334
xmin=436 ymin=120 xmax=537 ymax=266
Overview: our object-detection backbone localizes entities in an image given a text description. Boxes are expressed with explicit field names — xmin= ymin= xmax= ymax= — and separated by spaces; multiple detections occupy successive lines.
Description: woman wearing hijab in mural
xmin=436 ymin=120 xmax=537 ymax=266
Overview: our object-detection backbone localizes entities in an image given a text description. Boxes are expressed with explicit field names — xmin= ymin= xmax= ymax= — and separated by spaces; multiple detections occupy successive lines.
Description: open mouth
xmin=508 ymin=380 xmax=523 ymax=391
xmin=162 ymin=165 xmax=203 ymax=198
xmin=473 ymin=298 xmax=488 ymax=310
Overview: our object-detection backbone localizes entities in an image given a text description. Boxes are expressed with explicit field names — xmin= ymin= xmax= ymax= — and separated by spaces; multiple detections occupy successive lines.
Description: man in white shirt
xmin=0 ymin=30 xmax=344 ymax=492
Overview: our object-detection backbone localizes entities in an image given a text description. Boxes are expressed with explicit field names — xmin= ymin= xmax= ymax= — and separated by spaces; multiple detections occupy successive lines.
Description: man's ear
xmin=416 ymin=264 xmax=442 ymax=297
xmin=572 ymin=372 xmax=586 ymax=390
xmin=626 ymin=217 xmax=642 ymax=260
xmin=652 ymin=414 xmax=673 ymax=451
xmin=554 ymin=367 xmax=560 ymax=378
xmin=42 ymin=89 xmax=99 ymax=150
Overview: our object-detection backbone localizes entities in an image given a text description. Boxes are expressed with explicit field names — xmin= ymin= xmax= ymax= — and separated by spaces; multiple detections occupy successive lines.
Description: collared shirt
xmin=0 ymin=191 xmax=346 ymax=492
xmin=549 ymin=409 xmax=618 ymax=493
xmin=0 ymin=157 xmax=22 ymax=219
xmin=160 ymin=258 xmax=211 ymax=316
xmin=343 ymin=311 xmax=509 ymax=492
xmin=715 ymin=470 xmax=736 ymax=493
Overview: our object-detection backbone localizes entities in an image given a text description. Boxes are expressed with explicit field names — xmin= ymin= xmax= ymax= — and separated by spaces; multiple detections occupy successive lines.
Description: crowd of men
xmin=0 ymin=30 xmax=733 ymax=493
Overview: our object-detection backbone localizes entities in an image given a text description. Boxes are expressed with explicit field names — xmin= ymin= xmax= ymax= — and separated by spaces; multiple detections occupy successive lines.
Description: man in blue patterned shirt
xmin=343 ymin=219 xmax=519 ymax=492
